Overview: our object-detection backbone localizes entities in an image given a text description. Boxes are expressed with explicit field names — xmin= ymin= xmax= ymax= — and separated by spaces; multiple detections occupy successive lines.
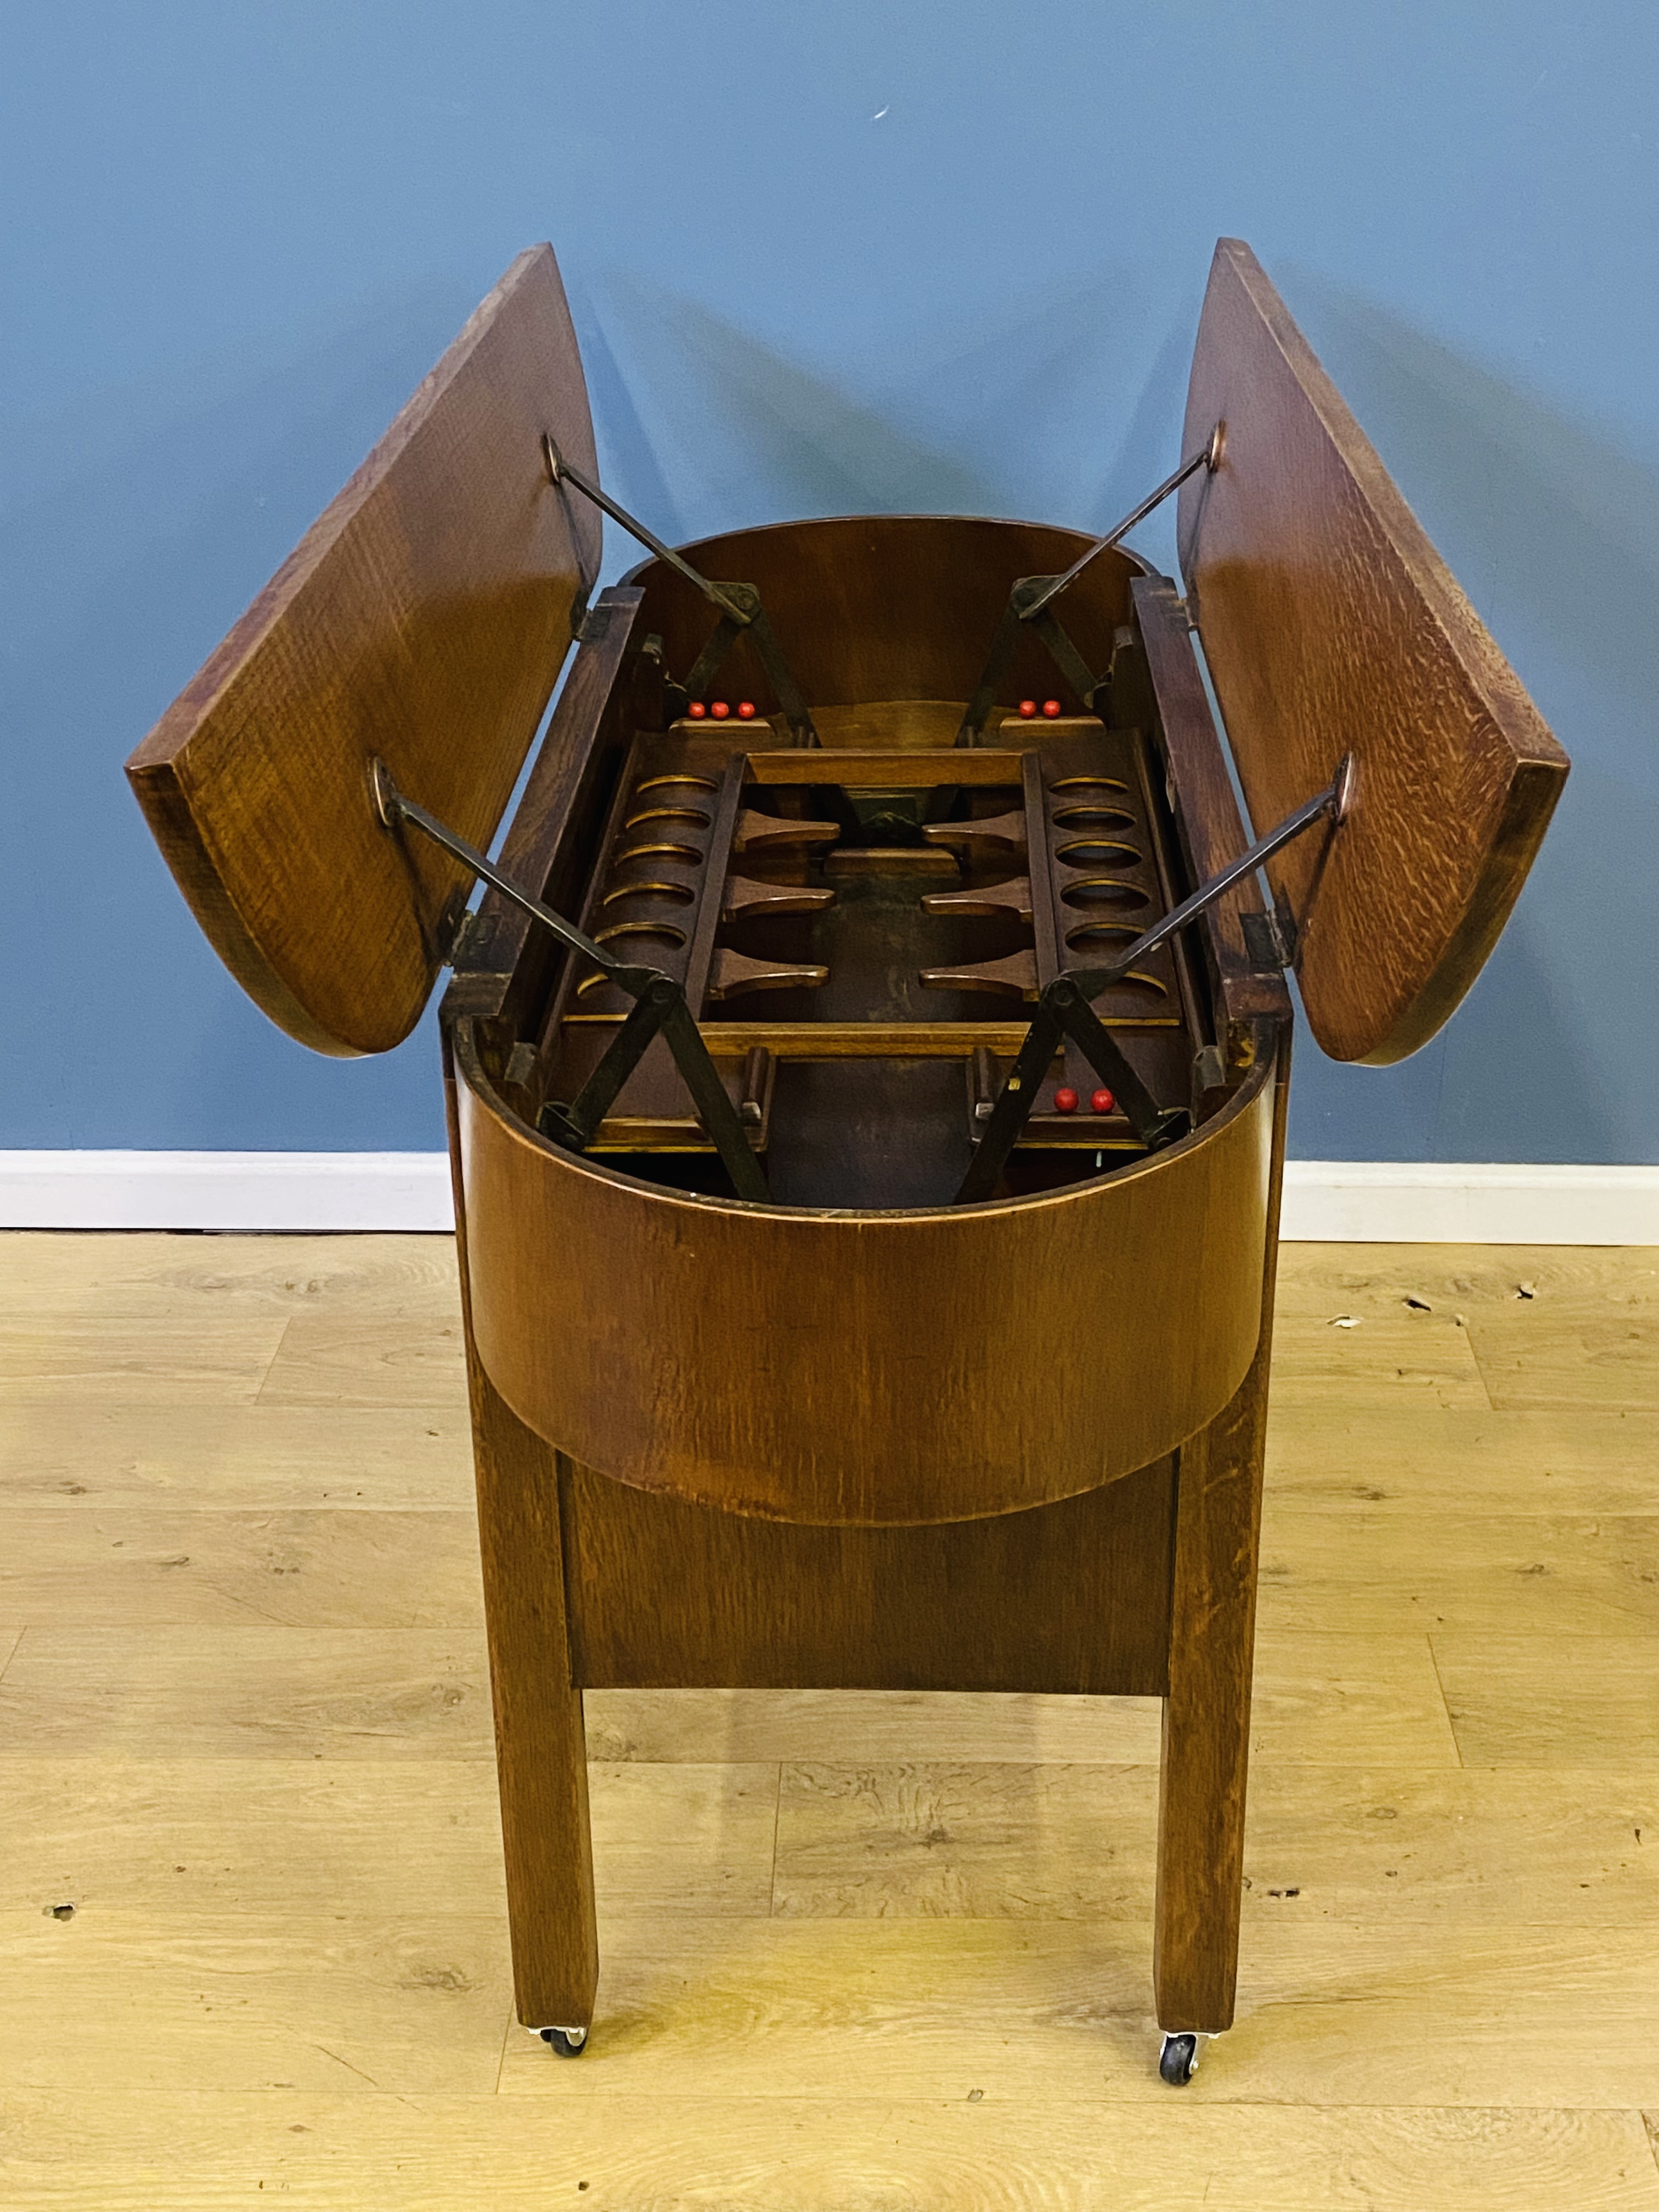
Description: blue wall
xmin=3 ymin=1 xmax=1654 ymax=1160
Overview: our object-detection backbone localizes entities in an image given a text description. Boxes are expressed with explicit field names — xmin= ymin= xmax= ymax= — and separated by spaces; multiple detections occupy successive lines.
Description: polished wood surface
xmin=447 ymin=1065 xmax=596 ymax=2034
xmin=126 ymin=244 xmax=600 ymax=1055
xmin=4 ymin=1232 xmax=1657 ymax=2208
xmin=627 ymin=516 xmax=1142 ymax=714
xmin=1179 ymin=238 xmax=1568 ymax=1065
xmin=1154 ymin=1031 xmax=1289 ymax=2032
xmin=453 ymin=1027 xmax=1275 ymax=1525
xmin=561 ymin=1452 xmax=1175 ymax=1695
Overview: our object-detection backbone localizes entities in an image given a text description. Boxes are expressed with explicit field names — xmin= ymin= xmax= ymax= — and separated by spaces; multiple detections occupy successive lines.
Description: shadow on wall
xmin=1267 ymin=282 xmax=1658 ymax=1166
xmin=576 ymin=259 xmax=1201 ymax=564
xmin=1 ymin=278 xmax=482 ymax=1148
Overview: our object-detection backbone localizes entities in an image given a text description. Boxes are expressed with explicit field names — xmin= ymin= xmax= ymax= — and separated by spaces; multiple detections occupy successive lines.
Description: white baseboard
xmin=0 ymin=1152 xmax=455 ymax=1232
xmin=1280 ymin=1161 xmax=1659 ymax=1245
xmin=0 ymin=1152 xmax=1655 ymax=1243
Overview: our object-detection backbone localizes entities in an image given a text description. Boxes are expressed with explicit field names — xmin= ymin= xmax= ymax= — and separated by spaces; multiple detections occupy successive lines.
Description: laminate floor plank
xmin=256 ymin=1313 xmax=468 ymax=1410
xmin=0 ymin=1231 xmax=461 ymax=1319
xmin=4 ymin=2092 xmax=1655 ymax=2212
xmin=0 ymin=1508 xmax=484 ymax=1627
xmin=1431 ymin=1634 xmax=1659 ymax=1766
xmin=0 ymin=1316 xmax=290 ymax=1404
xmin=1256 ymin=1508 xmax=1659 ymax=1635
xmin=770 ymin=1761 xmax=1659 ymax=1928
xmin=0 ymin=1401 xmax=475 ymax=1510
xmin=3 ymin=1232 xmax=1656 ymax=2207
xmin=1266 ymin=1406 xmax=1659 ymax=1516
xmin=480 ymin=1915 xmax=1659 ymax=2109
xmin=0 ymin=1627 xmax=496 ymax=1758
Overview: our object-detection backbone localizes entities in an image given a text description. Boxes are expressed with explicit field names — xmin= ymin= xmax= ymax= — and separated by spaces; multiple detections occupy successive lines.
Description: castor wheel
xmin=538 ymin=2025 xmax=589 ymax=2057
xmin=1159 ymin=2032 xmax=1200 ymax=2085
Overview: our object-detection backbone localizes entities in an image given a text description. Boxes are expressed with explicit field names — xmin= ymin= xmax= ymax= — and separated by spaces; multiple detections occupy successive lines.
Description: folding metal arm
xmin=955 ymin=427 xmax=1222 ymax=747
xmin=542 ymin=436 xmax=818 ymax=748
xmin=954 ymin=755 xmax=1355 ymax=1203
xmin=372 ymin=761 xmax=769 ymax=1202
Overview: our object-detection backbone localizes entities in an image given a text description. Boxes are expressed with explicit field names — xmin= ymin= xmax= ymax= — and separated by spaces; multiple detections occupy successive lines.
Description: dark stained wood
xmin=444 ymin=1053 xmax=597 ymax=2034
xmin=127 ymin=245 xmax=600 ymax=1056
xmin=1180 ymin=238 xmax=1568 ymax=1064
xmin=1126 ymin=575 xmax=1291 ymax=1032
xmin=445 ymin=586 xmax=647 ymax=1035
xmin=563 ymin=1453 xmax=1175 ymax=1696
xmin=1153 ymin=1025 xmax=1290 ymax=2033
xmin=627 ymin=517 xmax=1146 ymax=715
xmin=453 ymin=1024 xmax=1275 ymax=1526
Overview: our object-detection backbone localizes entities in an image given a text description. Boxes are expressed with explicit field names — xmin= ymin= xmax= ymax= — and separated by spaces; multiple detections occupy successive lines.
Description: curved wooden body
xmin=454 ymin=1024 xmax=1274 ymax=1527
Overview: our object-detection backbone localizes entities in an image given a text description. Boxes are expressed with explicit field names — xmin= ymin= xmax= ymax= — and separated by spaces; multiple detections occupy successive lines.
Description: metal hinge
xmin=1241 ymin=902 xmax=1299 ymax=971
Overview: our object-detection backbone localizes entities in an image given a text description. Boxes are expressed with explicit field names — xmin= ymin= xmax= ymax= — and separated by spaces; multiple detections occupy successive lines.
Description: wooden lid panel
xmin=1178 ymin=239 xmax=1567 ymax=1064
xmin=126 ymin=245 xmax=600 ymax=1056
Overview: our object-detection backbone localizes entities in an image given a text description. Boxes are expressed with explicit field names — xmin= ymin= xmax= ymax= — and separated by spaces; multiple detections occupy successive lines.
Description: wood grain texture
xmin=0 ymin=1401 xmax=475 ymax=1510
xmin=1179 ymin=238 xmax=1568 ymax=1064
xmin=1154 ymin=1033 xmax=1288 ymax=2032
xmin=1126 ymin=574 xmax=1291 ymax=1029
xmin=448 ymin=1062 xmax=597 ymax=2031
xmin=562 ymin=1454 xmax=1175 ymax=1693
xmin=125 ymin=244 xmax=600 ymax=1056
xmin=9 ymin=2094 xmax=1656 ymax=2212
xmin=453 ymin=1029 xmax=1274 ymax=1525
xmin=626 ymin=516 xmax=1143 ymax=715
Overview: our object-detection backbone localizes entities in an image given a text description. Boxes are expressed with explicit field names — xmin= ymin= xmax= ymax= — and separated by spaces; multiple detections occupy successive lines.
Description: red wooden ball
xmin=1018 ymin=699 xmax=1037 ymax=719
xmin=737 ymin=700 xmax=756 ymax=720
xmin=1091 ymin=1087 xmax=1115 ymax=1115
xmin=1053 ymin=1086 xmax=1079 ymax=1114
xmin=687 ymin=701 xmax=706 ymax=719
xmin=1041 ymin=698 xmax=1062 ymax=719
xmin=710 ymin=700 xmax=730 ymax=720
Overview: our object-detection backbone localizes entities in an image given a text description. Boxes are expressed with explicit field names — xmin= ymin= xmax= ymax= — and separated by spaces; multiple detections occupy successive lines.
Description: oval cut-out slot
xmin=1060 ymin=878 xmax=1151 ymax=912
xmin=1051 ymin=775 xmax=1128 ymax=794
xmin=1065 ymin=922 xmax=1139 ymax=952
xmin=1057 ymin=839 xmax=1142 ymax=870
xmin=614 ymin=842 xmax=703 ymax=870
xmin=1092 ymin=970 xmax=1166 ymax=1000
xmin=636 ymin=773 xmax=719 ymax=795
xmin=624 ymin=805 xmax=712 ymax=832
xmin=594 ymin=922 xmax=688 ymax=952
xmin=601 ymin=879 xmax=697 ymax=909
xmin=1053 ymin=806 xmax=1135 ymax=832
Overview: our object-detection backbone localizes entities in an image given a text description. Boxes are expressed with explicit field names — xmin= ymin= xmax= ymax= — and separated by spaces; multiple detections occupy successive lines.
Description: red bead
xmin=1042 ymin=698 xmax=1062 ymax=719
xmin=737 ymin=700 xmax=756 ymax=720
xmin=1091 ymin=1087 xmax=1115 ymax=1115
xmin=1018 ymin=699 xmax=1037 ymax=719
xmin=687 ymin=701 xmax=706 ymax=719
xmin=710 ymin=700 xmax=730 ymax=720
xmin=1053 ymin=1086 xmax=1079 ymax=1114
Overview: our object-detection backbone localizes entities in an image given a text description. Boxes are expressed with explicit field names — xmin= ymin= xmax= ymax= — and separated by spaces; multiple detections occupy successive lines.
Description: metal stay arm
xmin=372 ymin=760 xmax=768 ymax=1202
xmin=953 ymin=755 xmax=1355 ymax=1204
xmin=542 ymin=436 xmax=818 ymax=746
xmin=955 ymin=426 xmax=1221 ymax=747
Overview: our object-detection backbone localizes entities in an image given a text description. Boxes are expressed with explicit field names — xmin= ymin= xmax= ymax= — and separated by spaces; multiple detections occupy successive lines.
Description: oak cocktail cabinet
xmin=126 ymin=238 xmax=1566 ymax=2085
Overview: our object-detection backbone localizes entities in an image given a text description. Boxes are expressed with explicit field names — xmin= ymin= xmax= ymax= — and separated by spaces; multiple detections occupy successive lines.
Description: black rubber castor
xmin=540 ymin=2026 xmax=589 ymax=2057
xmin=1159 ymin=2032 xmax=1199 ymax=2085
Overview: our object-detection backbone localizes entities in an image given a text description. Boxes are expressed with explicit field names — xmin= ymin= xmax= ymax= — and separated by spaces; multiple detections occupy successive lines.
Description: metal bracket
xmin=953 ymin=753 xmax=1354 ymax=1204
xmin=956 ymin=427 xmax=1223 ymax=747
xmin=371 ymin=759 xmax=768 ymax=1203
xmin=543 ymin=436 xmax=817 ymax=747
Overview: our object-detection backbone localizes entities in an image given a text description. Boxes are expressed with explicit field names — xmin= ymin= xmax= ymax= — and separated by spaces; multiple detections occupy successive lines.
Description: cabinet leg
xmin=447 ymin=1058 xmax=597 ymax=2034
xmin=469 ymin=1358 xmax=599 ymax=2033
xmin=1152 ymin=1334 xmax=1268 ymax=2035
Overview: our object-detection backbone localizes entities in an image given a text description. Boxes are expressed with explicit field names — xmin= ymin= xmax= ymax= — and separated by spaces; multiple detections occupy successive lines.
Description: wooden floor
xmin=1 ymin=1234 xmax=1656 ymax=2209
